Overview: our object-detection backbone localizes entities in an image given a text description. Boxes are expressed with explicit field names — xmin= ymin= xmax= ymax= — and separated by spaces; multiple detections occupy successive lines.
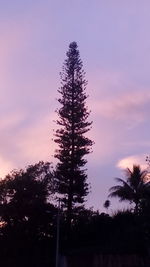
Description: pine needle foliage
xmin=54 ymin=42 xmax=93 ymax=225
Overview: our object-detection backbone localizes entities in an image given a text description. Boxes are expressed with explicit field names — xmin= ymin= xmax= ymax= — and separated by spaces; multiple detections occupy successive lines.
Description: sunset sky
xmin=1 ymin=0 xmax=150 ymax=211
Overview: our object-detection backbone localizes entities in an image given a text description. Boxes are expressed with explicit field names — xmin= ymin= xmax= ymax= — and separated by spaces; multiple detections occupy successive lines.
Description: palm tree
xmin=108 ymin=165 xmax=150 ymax=213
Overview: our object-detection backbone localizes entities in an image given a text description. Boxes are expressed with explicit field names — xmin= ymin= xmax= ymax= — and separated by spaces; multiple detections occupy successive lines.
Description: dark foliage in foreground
xmin=0 ymin=162 xmax=150 ymax=267
xmin=0 ymin=162 xmax=56 ymax=267
xmin=109 ymin=165 xmax=150 ymax=214
xmin=0 ymin=163 xmax=149 ymax=266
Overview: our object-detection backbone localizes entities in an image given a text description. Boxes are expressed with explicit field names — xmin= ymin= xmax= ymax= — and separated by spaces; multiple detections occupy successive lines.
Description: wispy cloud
xmin=0 ymin=156 xmax=14 ymax=178
xmin=92 ymin=89 xmax=150 ymax=128
xmin=0 ymin=111 xmax=57 ymax=178
xmin=18 ymin=112 xmax=57 ymax=165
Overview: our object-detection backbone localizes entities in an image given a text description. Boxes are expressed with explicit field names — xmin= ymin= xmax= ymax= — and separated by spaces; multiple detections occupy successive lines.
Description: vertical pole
xmin=55 ymin=199 xmax=61 ymax=267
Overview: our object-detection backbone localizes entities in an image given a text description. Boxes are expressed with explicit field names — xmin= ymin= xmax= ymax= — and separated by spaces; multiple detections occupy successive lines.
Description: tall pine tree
xmin=54 ymin=42 xmax=93 ymax=228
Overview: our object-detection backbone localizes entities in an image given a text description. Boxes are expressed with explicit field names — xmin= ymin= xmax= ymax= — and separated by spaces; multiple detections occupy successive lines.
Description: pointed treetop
xmin=69 ymin=41 xmax=78 ymax=49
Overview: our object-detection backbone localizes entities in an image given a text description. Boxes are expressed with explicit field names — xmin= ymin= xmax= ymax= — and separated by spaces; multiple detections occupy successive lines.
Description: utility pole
xmin=55 ymin=199 xmax=61 ymax=267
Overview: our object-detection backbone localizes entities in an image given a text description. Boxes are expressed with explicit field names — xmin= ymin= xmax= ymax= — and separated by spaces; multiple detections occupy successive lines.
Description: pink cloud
xmin=0 ymin=156 xmax=14 ymax=179
xmin=0 ymin=112 xmax=25 ymax=130
xmin=91 ymin=89 xmax=150 ymax=128
xmin=117 ymin=154 xmax=147 ymax=170
xmin=17 ymin=112 xmax=57 ymax=165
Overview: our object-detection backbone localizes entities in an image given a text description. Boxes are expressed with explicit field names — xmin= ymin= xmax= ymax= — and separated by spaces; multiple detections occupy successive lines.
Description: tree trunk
xmin=67 ymin=73 xmax=75 ymax=235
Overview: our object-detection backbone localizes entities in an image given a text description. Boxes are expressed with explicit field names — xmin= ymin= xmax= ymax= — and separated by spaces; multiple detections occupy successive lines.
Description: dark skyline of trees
xmin=0 ymin=162 xmax=148 ymax=267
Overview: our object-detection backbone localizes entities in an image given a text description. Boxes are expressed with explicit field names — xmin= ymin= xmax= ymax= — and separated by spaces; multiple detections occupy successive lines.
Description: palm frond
xmin=108 ymin=164 xmax=149 ymax=212
xmin=114 ymin=177 xmax=129 ymax=185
